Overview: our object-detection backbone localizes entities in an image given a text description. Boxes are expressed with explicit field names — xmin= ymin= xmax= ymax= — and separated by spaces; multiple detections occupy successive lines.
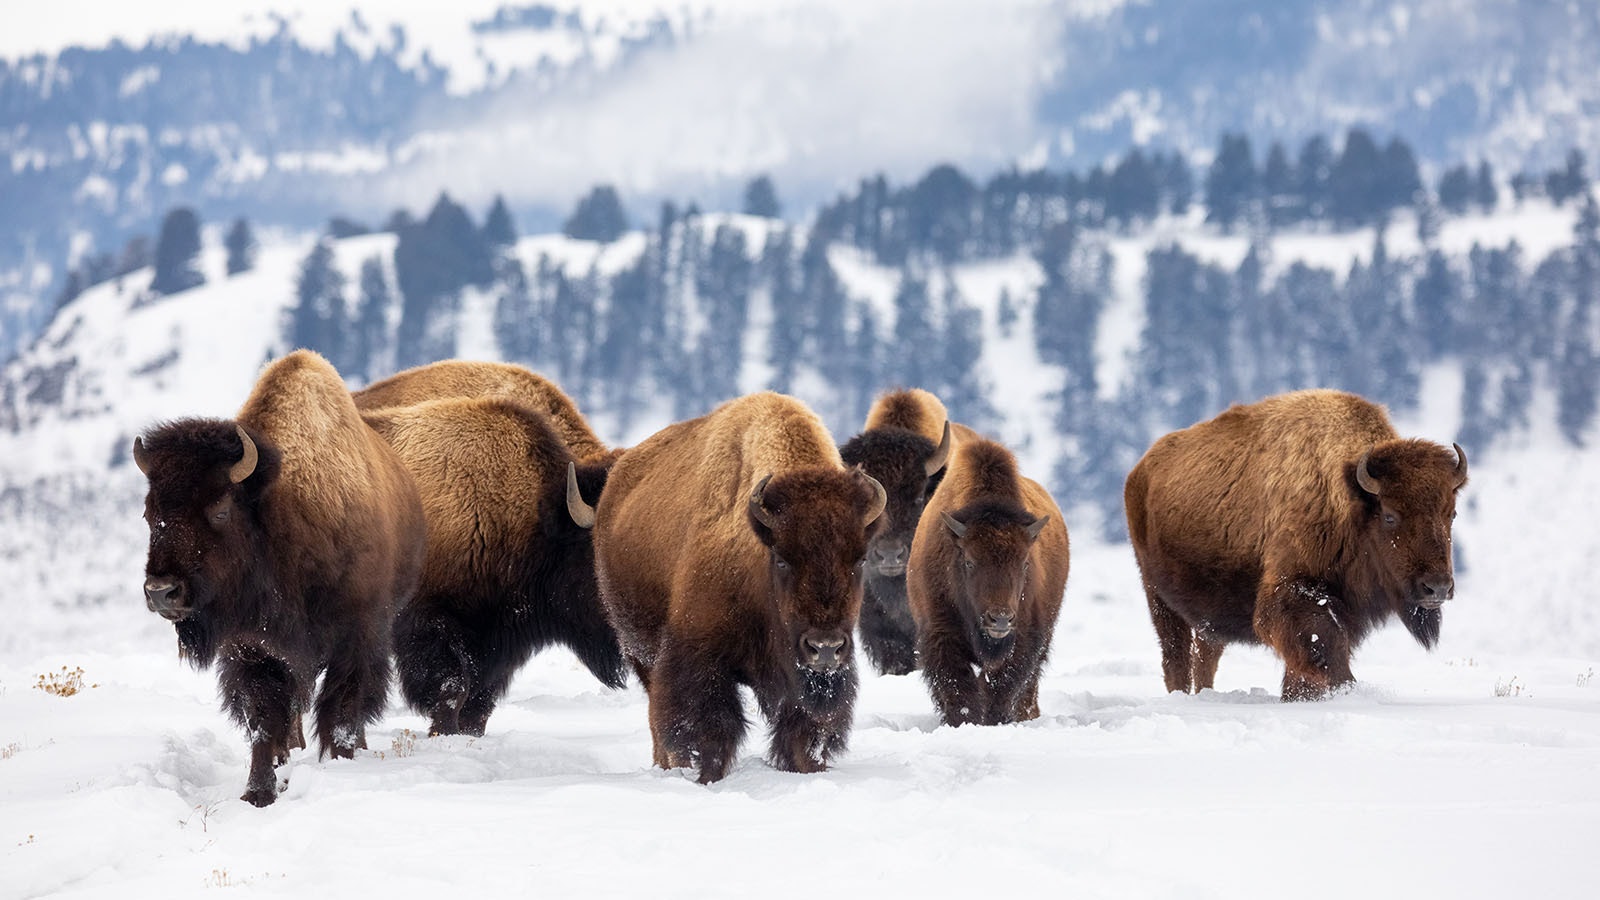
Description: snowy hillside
xmin=3 ymin=207 xmax=1599 ymax=895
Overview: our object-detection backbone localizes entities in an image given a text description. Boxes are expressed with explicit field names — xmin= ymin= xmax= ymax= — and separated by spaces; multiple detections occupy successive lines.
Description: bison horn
xmin=940 ymin=511 xmax=967 ymax=538
xmin=1025 ymin=514 xmax=1049 ymax=541
xmin=860 ymin=472 xmax=888 ymax=526
xmin=749 ymin=473 xmax=781 ymax=530
xmin=1452 ymin=442 xmax=1469 ymax=486
xmin=229 ymin=425 xmax=258 ymax=484
xmin=925 ymin=421 xmax=952 ymax=478
xmin=1355 ymin=449 xmax=1381 ymax=496
xmin=132 ymin=436 xmax=152 ymax=476
xmin=566 ymin=462 xmax=597 ymax=529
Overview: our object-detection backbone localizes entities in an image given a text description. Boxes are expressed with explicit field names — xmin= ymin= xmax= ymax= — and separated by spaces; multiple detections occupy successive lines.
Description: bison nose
xmin=144 ymin=578 xmax=187 ymax=619
xmin=1417 ymin=574 xmax=1454 ymax=608
xmin=801 ymin=632 xmax=849 ymax=673
xmin=981 ymin=612 xmax=1013 ymax=639
xmin=873 ymin=540 xmax=908 ymax=575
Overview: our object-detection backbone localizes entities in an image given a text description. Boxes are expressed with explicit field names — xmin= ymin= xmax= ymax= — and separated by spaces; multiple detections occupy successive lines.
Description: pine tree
xmin=482 ymin=195 xmax=518 ymax=249
xmin=1295 ymin=134 xmax=1334 ymax=222
xmin=743 ymin=175 xmax=782 ymax=219
xmin=1329 ymin=128 xmax=1384 ymax=227
xmin=563 ymin=185 xmax=629 ymax=242
xmin=1107 ymin=148 xmax=1160 ymax=229
xmin=889 ymin=272 xmax=937 ymax=389
xmin=1164 ymin=153 xmax=1195 ymax=216
xmin=763 ymin=229 xmax=803 ymax=392
xmin=287 ymin=239 xmax=348 ymax=367
xmin=1261 ymin=141 xmax=1298 ymax=227
xmin=493 ymin=257 xmax=538 ymax=365
xmin=224 ymin=217 xmax=258 ymax=276
xmin=1379 ymin=137 xmax=1423 ymax=214
xmin=1204 ymin=133 xmax=1258 ymax=233
xmin=1437 ymin=164 xmax=1474 ymax=215
xmin=1413 ymin=251 xmax=1460 ymax=358
xmin=150 ymin=207 xmax=205 ymax=295
xmin=1474 ymin=161 xmax=1499 ymax=212
xmin=352 ymin=256 xmax=393 ymax=382
xmin=1545 ymin=149 xmax=1589 ymax=207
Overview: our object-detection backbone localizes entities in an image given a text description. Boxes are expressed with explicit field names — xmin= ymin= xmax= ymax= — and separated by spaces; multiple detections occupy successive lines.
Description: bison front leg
xmin=650 ymin=646 xmax=746 ymax=784
xmin=1255 ymin=575 xmax=1354 ymax=701
xmin=918 ymin=624 xmax=985 ymax=726
xmin=218 ymin=642 xmax=298 ymax=807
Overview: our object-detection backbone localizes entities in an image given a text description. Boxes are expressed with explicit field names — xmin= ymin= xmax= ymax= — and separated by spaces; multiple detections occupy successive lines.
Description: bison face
xmin=1351 ymin=440 xmax=1468 ymax=646
xmin=839 ymin=423 xmax=950 ymax=580
xmin=134 ymin=421 xmax=279 ymax=629
xmin=940 ymin=504 xmax=1048 ymax=666
xmin=748 ymin=467 xmax=887 ymax=707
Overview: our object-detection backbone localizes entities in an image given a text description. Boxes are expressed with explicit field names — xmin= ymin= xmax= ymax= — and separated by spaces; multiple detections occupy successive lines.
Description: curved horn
xmin=1355 ymin=449 xmax=1381 ymax=496
xmin=228 ymin=426 xmax=258 ymax=484
xmin=940 ymin=511 xmax=967 ymax=539
xmin=132 ymin=436 xmax=152 ymax=476
xmin=925 ymin=421 xmax=952 ymax=478
xmin=1025 ymin=514 xmax=1050 ymax=541
xmin=1452 ymin=442 xmax=1469 ymax=486
xmin=566 ymin=461 xmax=596 ymax=529
xmin=862 ymin=472 xmax=888 ymax=526
xmin=749 ymin=474 xmax=780 ymax=531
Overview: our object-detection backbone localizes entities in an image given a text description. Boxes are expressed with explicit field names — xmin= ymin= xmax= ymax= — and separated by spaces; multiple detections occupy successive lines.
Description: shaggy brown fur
xmin=908 ymin=437 xmax=1069 ymax=726
xmin=135 ymin=350 xmax=426 ymax=806
xmin=840 ymin=389 xmax=952 ymax=675
xmin=361 ymin=397 xmax=626 ymax=737
xmin=1124 ymin=389 xmax=1468 ymax=701
xmin=355 ymin=360 xmax=610 ymax=461
xmin=594 ymin=392 xmax=886 ymax=783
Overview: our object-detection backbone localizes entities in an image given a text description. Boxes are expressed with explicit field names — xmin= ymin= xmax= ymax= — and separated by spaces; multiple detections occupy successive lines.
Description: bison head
xmin=1349 ymin=439 xmax=1468 ymax=648
xmin=939 ymin=502 xmax=1049 ymax=666
xmin=839 ymin=422 xmax=950 ymax=581
xmin=747 ymin=467 xmax=886 ymax=708
xmin=134 ymin=420 xmax=280 ymax=643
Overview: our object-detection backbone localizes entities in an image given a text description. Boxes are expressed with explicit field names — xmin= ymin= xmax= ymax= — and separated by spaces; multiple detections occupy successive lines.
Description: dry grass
xmin=1579 ymin=668 xmax=1595 ymax=688
xmin=390 ymin=728 xmax=418 ymax=758
xmin=33 ymin=666 xmax=97 ymax=697
xmin=2 ymin=742 xmax=19 ymax=760
xmin=1494 ymin=676 xmax=1524 ymax=697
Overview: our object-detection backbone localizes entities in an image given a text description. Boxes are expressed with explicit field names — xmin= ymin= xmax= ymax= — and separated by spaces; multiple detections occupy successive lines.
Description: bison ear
xmin=1024 ymin=514 xmax=1049 ymax=542
xmin=940 ymin=511 xmax=967 ymax=539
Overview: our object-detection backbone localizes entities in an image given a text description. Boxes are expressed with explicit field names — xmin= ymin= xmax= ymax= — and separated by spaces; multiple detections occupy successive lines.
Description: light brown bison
xmin=134 ymin=350 xmax=426 ymax=806
xmin=839 ymin=388 xmax=952 ymax=675
xmin=594 ymin=392 xmax=887 ymax=783
xmin=355 ymin=359 xmax=611 ymax=461
xmin=360 ymin=397 xmax=626 ymax=736
xmin=908 ymin=436 xmax=1069 ymax=725
xmin=1124 ymin=389 xmax=1469 ymax=701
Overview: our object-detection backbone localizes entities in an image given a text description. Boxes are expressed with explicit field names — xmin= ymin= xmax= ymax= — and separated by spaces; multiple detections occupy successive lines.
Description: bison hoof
xmin=241 ymin=785 xmax=278 ymax=807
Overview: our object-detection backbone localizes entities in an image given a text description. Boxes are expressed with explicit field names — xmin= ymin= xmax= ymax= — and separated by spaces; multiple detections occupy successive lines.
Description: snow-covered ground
xmin=4 ymin=521 xmax=1597 ymax=898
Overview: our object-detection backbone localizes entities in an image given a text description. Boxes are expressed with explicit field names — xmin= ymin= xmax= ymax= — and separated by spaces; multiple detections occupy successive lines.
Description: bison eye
xmin=1382 ymin=511 xmax=1398 ymax=528
xmin=961 ymin=558 xmax=975 ymax=572
xmin=774 ymin=556 xmax=790 ymax=571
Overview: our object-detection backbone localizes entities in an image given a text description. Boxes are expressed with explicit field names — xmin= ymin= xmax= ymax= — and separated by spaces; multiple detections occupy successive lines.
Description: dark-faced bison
xmin=909 ymin=436 xmax=1069 ymax=726
xmin=839 ymin=388 xmax=951 ymax=675
xmin=360 ymin=396 xmax=626 ymax=736
xmin=594 ymin=391 xmax=886 ymax=783
xmin=134 ymin=350 xmax=426 ymax=806
xmin=1124 ymin=389 xmax=1469 ymax=701
xmin=356 ymin=359 xmax=612 ymax=462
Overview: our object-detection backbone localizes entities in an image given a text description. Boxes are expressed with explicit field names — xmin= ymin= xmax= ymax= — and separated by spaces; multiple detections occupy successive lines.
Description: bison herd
xmin=134 ymin=351 xmax=1468 ymax=804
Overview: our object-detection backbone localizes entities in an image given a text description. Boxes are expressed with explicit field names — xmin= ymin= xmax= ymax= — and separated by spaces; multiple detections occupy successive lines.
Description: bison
xmin=134 ymin=350 xmax=426 ymax=806
xmin=838 ymin=388 xmax=952 ymax=676
xmin=908 ymin=436 xmax=1069 ymax=725
xmin=594 ymin=392 xmax=887 ymax=783
xmin=355 ymin=359 xmax=611 ymax=462
xmin=1123 ymin=389 xmax=1469 ymax=701
xmin=360 ymin=396 xmax=626 ymax=736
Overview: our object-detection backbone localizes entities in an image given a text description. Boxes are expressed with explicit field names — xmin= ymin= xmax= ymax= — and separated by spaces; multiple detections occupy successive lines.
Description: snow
xmin=3 ymin=217 xmax=1600 ymax=896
